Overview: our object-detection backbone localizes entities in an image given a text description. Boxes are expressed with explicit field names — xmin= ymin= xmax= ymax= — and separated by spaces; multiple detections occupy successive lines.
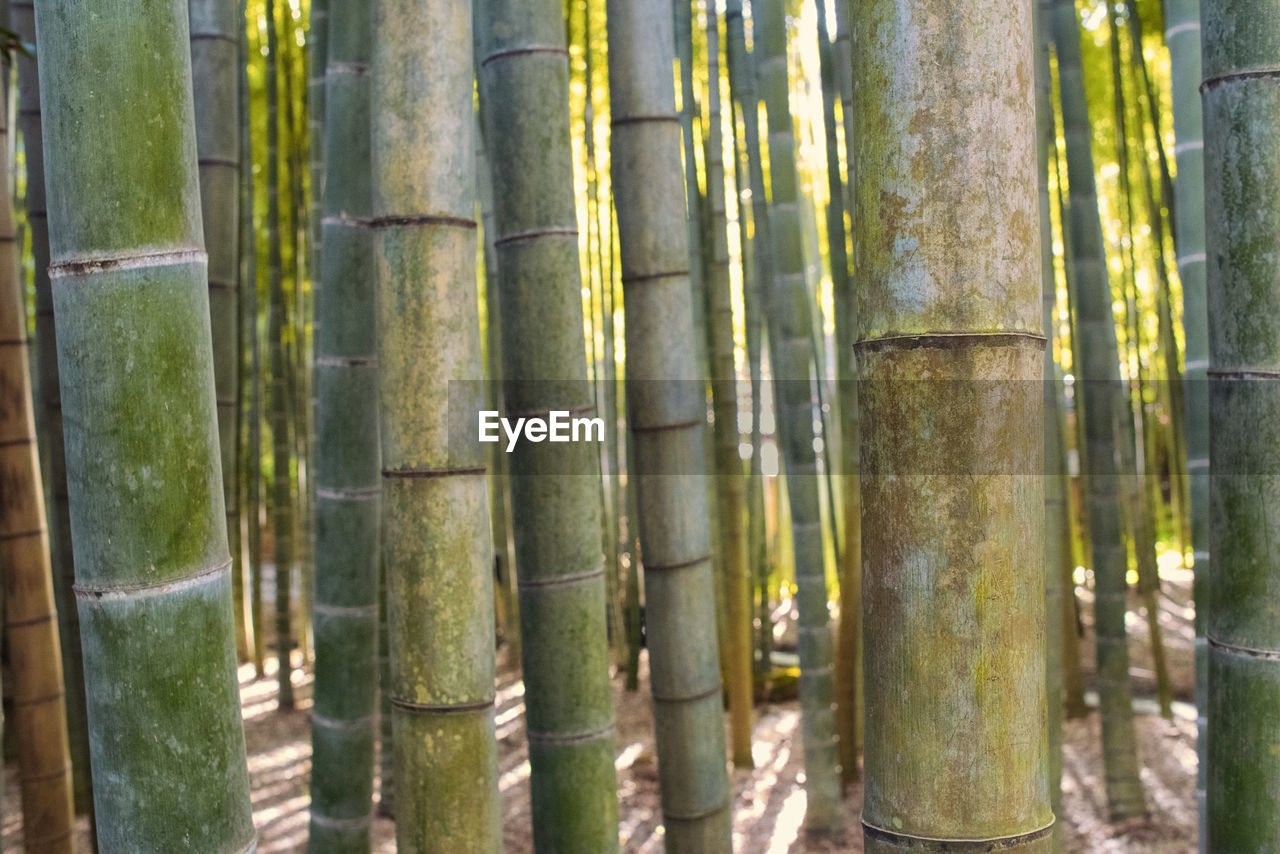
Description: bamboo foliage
xmin=1202 ymin=2 xmax=1280 ymax=848
xmin=756 ymin=0 xmax=841 ymax=829
xmin=607 ymin=1 xmax=732 ymax=849
xmin=308 ymin=0 xmax=381 ymax=846
xmin=1052 ymin=0 xmax=1146 ymax=821
xmin=374 ymin=2 xmax=501 ymax=850
xmin=477 ymin=0 xmax=619 ymax=849
xmin=33 ymin=0 xmax=256 ymax=847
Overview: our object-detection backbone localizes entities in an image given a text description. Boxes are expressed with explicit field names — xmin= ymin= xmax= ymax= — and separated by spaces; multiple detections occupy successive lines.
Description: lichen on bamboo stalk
xmin=853 ymin=0 xmax=1052 ymax=850
xmin=477 ymin=0 xmax=619 ymax=850
xmin=372 ymin=2 xmax=501 ymax=852
xmin=607 ymin=2 xmax=732 ymax=850
xmin=1202 ymin=2 xmax=1280 ymax=847
xmin=308 ymin=0 xmax=381 ymax=847
xmin=33 ymin=1 xmax=256 ymax=848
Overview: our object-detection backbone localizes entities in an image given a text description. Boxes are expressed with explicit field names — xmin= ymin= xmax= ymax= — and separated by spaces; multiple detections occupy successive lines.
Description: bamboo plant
xmin=12 ymin=0 xmax=95 ymax=820
xmin=1163 ymin=0 xmax=1208 ymax=840
xmin=704 ymin=0 xmax=755 ymax=771
xmin=607 ymin=1 xmax=732 ymax=849
xmin=756 ymin=0 xmax=841 ymax=828
xmin=0 ymin=43 xmax=77 ymax=846
xmin=32 ymin=0 xmax=256 ymax=847
xmin=476 ymin=0 xmax=619 ymax=850
xmin=373 ymin=2 xmax=501 ymax=850
xmin=1202 ymin=1 xmax=1280 ymax=847
xmin=853 ymin=0 xmax=1053 ymax=849
xmin=308 ymin=0 xmax=381 ymax=846
xmin=190 ymin=0 xmax=246 ymax=664
xmin=1052 ymin=0 xmax=1146 ymax=820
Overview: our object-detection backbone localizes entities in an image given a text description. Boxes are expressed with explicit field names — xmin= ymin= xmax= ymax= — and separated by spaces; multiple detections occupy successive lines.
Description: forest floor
xmin=3 ymin=567 xmax=1198 ymax=853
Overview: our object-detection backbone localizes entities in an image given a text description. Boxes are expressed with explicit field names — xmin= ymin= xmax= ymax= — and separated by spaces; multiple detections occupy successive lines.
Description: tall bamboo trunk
xmin=264 ymin=0 xmax=296 ymax=710
xmin=476 ymin=0 xmax=619 ymax=850
xmin=1036 ymin=1 xmax=1067 ymax=843
xmin=822 ymin=0 xmax=864 ymax=790
xmin=756 ymin=0 xmax=841 ymax=829
xmin=372 ymin=2 xmax=500 ymax=850
xmin=1052 ymin=0 xmax=1147 ymax=820
xmin=33 ymin=0 xmax=256 ymax=847
xmin=607 ymin=1 xmax=733 ymax=849
xmin=704 ymin=2 xmax=754 ymax=770
xmin=724 ymin=0 xmax=775 ymax=681
xmin=241 ymin=0 xmax=267 ymax=679
xmin=190 ymin=0 xmax=245 ymax=668
xmin=11 ymin=0 xmax=94 ymax=821
xmin=854 ymin=0 xmax=1053 ymax=850
xmin=1162 ymin=0 xmax=1207 ymax=842
xmin=0 ymin=39 xmax=77 ymax=847
xmin=1202 ymin=3 xmax=1280 ymax=847
xmin=307 ymin=0 xmax=380 ymax=847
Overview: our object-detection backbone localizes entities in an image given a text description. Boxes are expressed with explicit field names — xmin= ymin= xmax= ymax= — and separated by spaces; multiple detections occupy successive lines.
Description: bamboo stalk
xmin=1202 ymin=2 xmax=1280 ymax=847
xmin=0 ymin=33 xmax=77 ymax=846
xmin=307 ymin=0 xmax=380 ymax=846
xmin=854 ymin=0 xmax=1053 ymax=849
xmin=373 ymin=2 xmax=501 ymax=849
xmin=33 ymin=0 xmax=256 ymax=846
xmin=607 ymin=1 xmax=733 ymax=849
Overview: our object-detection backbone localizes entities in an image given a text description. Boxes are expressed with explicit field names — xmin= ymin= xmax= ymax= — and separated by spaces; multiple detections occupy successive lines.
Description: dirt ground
xmin=3 ymin=569 xmax=1199 ymax=853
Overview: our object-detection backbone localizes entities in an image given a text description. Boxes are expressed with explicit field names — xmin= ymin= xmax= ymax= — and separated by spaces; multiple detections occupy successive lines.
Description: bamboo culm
xmin=33 ymin=0 xmax=256 ymax=847
xmin=1202 ymin=1 xmax=1280 ymax=847
xmin=607 ymin=1 xmax=733 ymax=849
xmin=477 ymin=0 xmax=619 ymax=849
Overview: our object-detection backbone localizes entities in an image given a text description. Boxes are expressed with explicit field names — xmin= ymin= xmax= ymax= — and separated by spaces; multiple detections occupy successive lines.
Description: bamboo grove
xmin=0 ymin=0 xmax=1274 ymax=851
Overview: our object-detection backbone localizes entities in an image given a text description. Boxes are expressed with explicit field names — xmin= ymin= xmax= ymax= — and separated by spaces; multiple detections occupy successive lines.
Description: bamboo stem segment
xmin=854 ymin=0 xmax=1052 ymax=849
xmin=33 ymin=1 xmax=256 ymax=848
xmin=1203 ymin=2 xmax=1280 ymax=848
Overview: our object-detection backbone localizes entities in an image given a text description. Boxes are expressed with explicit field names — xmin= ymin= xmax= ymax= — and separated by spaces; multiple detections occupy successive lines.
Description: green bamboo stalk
xmin=725 ymin=0 xmax=774 ymax=681
xmin=190 ymin=0 xmax=245 ymax=668
xmin=756 ymin=0 xmax=841 ymax=829
xmin=477 ymin=0 xmax=618 ymax=849
xmin=607 ymin=0 xmax=734 ymax=842
xmin=1202 ymin=2 xmax=1280 ymax=848
xmin=309 ymin=0 xmax=327 ymax=286
xmin=241 ymin=0 xmax=267 ymax=679
xmin=854 ymin=1 xmax=1052 ymax=849
xmin=1162 ymin=0 xmax=1207 ymax=840
xmin=279 ymin=4 xmax=313 ymax=670
xmin=1107 ymin=7 xmax=1175 ymax=722
xmin=0 ymin=41 xmax=77 ymax=847
xmin=1052 ymin=0 xmax=1146 ymax=820
xmin=373 ymin=3 xmax=500 ymax=849
xmin=816 ymin=0 xmax=863 ymax=790
xmin=33 ymin=0 xmax=256 ymax=846
xmin=307 ymin=0 xmax=380 ymax=846
xmin=704 ymin=1 xmax=754 ymax=770
xmin=11 ymin=0 xmax=94 ymax=820
xmin=1036 ymin=1 xmax=1066 ymax=843
xmin=264 ymin=0 xmax=296 ymax=711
